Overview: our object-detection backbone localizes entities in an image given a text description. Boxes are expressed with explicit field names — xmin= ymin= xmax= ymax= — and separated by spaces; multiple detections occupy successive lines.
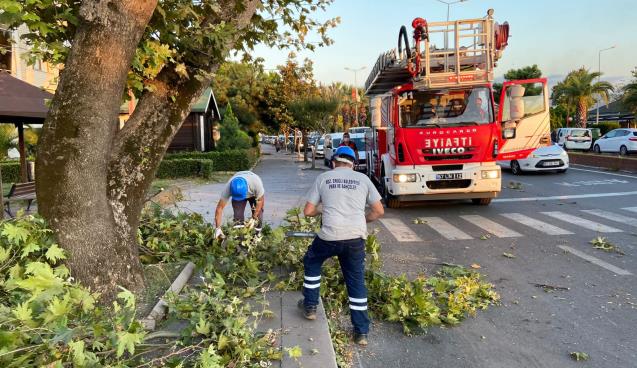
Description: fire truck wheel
xmin=510 ymin=160 xmax=522 ymax=175
xmin=472 ymin=198 xmax=492 ymax=206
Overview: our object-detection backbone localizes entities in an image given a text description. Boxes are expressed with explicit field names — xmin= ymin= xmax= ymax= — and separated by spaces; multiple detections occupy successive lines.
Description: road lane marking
xmin=420 ymin=217 xmax=473 ymax=240
xmin=502 ymin=213 xmax=573 ymax=235
xmin=541 ymin=211 xmax=623 ymax=233
xmin=582 ymin=209 xmax=637 ymax=227
xmin=493 ymin=191 xmax=637 ymax=202
xmin=460 ymin=215 xmax=522 ymax=238
xmin=558 ymin=245 xmax=632 ymax=276
xmin=379 ymin=218 xmax=422 ymax=242
xmin=623 ymin=207 xmax=637 ymax=214
xmin=570 ymin=166 xmax=637 ymax=179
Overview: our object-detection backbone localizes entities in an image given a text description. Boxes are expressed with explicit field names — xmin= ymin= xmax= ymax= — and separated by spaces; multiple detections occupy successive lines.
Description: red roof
xmin=0 ymin=71 xmax=53 ymax=123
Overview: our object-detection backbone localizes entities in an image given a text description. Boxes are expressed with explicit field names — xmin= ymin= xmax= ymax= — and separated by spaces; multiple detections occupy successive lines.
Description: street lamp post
xmin=344 ymin=66 xmax=366 ymax=127
xmin=596 ymin=45 xmax=616 ymax=125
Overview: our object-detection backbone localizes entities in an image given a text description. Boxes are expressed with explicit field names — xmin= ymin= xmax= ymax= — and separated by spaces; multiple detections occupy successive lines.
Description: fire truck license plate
xmin=543 ymin=161 xmax=560 ymax=167
xmin=436 ymin=173 xmax=463 ymax=180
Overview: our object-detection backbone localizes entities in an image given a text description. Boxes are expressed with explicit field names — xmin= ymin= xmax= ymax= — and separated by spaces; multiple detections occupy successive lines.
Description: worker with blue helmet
xmin=299 ymin=143 xmax=384 ymax=346
xmin=214 ymin=171 xmax=265 ymax=238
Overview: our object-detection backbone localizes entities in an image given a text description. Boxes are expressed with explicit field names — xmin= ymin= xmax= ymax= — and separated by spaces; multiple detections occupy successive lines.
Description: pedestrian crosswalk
xmin=379 ymin=207 xmax=637 ymax=242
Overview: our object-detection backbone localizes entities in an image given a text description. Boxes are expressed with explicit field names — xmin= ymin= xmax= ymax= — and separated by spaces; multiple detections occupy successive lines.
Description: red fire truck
xmin=365 ymin=9 xmax=551 ymax=207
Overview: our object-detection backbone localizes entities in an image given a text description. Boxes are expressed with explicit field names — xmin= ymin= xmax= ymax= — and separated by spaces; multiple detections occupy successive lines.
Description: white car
xmin=314 ymin=136 xmax=325 ymax=158
xmin=593 ymin=128 xmax=637 ymax=156
xmin=323 ymin=132 xmax=367 ymax=172
xmin=498 ymin=144 xmax=569 ymax=175
xmin=555 ymin=127 xmax=592 ymax=151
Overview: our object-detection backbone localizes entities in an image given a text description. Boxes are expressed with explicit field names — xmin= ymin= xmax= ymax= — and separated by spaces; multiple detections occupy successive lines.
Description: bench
xmin=3 ymin=182 xmax=36 ymax=217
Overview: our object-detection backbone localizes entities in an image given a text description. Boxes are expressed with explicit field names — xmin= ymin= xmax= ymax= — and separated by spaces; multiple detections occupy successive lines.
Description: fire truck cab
xmin=364 ymin=10 xmax=551 ymax=208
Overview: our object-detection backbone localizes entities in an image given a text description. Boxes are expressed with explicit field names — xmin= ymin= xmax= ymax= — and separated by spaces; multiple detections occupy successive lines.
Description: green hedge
xmin=1 ymin=162 xmax=20 ymax=183
xmin=164 ymin=148 xmax=259 ymax=172
xmin=156 ymin=159 xmax=214 ymax=179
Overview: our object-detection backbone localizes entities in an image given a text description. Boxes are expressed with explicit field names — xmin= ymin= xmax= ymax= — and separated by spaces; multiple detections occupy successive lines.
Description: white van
xmin=555 ymin=128 xmax=592 ymax=150
xmin=324 ymin=132 xmax=367 ymax=172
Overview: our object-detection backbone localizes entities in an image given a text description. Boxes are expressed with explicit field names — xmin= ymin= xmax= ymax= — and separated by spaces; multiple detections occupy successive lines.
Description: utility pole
xmin=344 ymin=66 xmax=366 ymax=128
xmin=597 ymin=45 xmax=615 ymax=125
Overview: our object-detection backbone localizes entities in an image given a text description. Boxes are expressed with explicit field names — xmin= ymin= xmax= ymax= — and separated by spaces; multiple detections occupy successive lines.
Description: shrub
xmin=216 ymin=103 xmax=252 ymax=150
xmin=164 ymin=148 xmax=259 ymax=172
xmin=155 ymin=159 xmax=214 ymax=179
xmin=590 ymin=122 xmax=621 ymax=135
xmin=1 ymin=161 xmax=20 ymax=183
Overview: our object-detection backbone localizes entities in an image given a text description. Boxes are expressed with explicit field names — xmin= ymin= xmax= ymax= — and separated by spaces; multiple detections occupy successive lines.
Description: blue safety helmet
xmin=333 ymin=146 xmax=356 ymax=162
xmin=230 ymin=177 xmax=249 ymax=201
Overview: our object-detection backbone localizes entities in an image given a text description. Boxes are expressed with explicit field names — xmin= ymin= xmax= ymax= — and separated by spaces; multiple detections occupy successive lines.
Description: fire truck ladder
xmin=365 ymin=11 xmax=509 ymax=95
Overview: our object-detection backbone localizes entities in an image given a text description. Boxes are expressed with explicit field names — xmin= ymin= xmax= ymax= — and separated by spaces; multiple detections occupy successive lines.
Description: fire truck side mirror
xmin=371 ymin=97 xmax=382 ymax=129
xmin=508 ymin=85 xmax=525 ymax=120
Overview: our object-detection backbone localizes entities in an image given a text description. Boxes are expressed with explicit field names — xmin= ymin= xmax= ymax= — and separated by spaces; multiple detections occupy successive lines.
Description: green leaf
xmin=20 ymin=241 xmax=40 ymax=258
xmin=116 ymin=331 xmax=144 ymax=357
xmin=570 ymin=351 xmax=590 ymax=361
xmin=286 ymin=345 xmax=303 ymax=359
xmin=0 ymin=246 xmax=11 ymax=262
xmin=199 ymin=345 xmax=223 ymax=368
xmin=68 ymin=340 xmax=86 ymax=366
xmin=195 ymin=317 xmax=211 ymax=336
xmin=117 ymin=286 xmax=136 ymax=309
xmin=45 ymin=244 xmax=66 ymax=262
xmin=12 ymin=302 xmax=33 ymax=323
xmin=2 ymin=223 xmax=31 ymax=245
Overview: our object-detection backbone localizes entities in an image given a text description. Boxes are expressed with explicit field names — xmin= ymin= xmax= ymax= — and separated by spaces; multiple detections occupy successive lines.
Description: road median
xmin=568 ymin=152 xmax=637 ymax=173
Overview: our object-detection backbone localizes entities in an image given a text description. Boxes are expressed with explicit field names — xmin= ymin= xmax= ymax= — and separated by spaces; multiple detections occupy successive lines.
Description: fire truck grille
xmin=424 ymin=155 xmax=473 ymax=161
xmin=426 ymin=179 xmax=472 ymax=190
xmin=432 ymin=165 xmax=464 ymax=171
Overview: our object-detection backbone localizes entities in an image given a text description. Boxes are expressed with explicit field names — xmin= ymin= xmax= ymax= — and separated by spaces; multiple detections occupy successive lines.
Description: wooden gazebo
xmin=0 ymin=71 xmax=53 ymax=182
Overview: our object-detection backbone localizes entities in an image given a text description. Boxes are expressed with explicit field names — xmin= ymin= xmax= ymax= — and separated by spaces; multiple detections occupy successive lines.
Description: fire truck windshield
xmin=398 ymin=87 xmax=493 ymax=128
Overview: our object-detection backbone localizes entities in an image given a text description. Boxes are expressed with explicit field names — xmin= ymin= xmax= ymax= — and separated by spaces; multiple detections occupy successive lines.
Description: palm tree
xmin=622 ymin=69 xmax=637 ymax=115
xmin=552 ymin=68 xmax=614 ymax=128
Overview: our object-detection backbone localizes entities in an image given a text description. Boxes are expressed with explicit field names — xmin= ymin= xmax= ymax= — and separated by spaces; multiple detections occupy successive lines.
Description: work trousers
xmin=231 ymin=197 xmax=263 ymax=229
xmin=302 ymin=236 xmax=370 ymax=334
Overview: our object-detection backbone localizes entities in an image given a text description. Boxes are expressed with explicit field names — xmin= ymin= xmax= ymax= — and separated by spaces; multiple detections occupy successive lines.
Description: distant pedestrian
xmin=214 ymin=171 xmax=265 ymax=239
xmin=299 ymin=146 xmax=384 ymax=346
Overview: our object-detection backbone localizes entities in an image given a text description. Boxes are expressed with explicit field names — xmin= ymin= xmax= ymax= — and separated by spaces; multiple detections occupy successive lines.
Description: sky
xmin=253 ymin=0 xmax=637 ymax=87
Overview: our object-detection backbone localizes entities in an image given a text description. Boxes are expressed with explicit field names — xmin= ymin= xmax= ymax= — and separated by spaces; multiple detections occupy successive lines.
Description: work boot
xmin=353 ymin=333 xmax=368 ymax=346
xmin=297 ymin=299 xmax=317 ymax=320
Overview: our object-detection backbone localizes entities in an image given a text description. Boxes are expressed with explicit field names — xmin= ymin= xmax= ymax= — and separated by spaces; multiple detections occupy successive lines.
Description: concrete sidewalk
xmin=175 ymin=144 xmax=325 ymax=227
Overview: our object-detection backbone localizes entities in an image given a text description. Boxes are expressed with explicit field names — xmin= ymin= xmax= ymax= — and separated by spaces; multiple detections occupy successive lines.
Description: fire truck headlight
xmin=481 ymin=170 xmax=500 ymax=179
xmin=393 ymin=174 xmax=417 ymax=183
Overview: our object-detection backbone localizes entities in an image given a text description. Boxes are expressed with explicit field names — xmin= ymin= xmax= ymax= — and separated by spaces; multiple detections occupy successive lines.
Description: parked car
xmin=593 ymin=128 xmax=637 ymax=156
xmin=554 ymin=128 xmax=592 ymax=151
xmin=498 ymin=144 xmax=569 ymax=175
xmin=324 ymin=132 xmax=367 ymax=172
xmin=314 ymin=136 xmax=325 ymax=158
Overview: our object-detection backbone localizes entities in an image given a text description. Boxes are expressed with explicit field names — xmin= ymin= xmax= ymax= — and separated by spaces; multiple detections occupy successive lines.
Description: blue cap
xmin=333 ymin=146 xmax=356 ymax=162
xmin=230 ymin=177 xmax=249 ymax=201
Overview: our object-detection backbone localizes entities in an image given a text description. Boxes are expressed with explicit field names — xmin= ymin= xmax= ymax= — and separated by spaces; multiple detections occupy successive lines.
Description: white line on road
xmin=493 ymin=191 xmax=637 ymax=202
xmin=558 ymin=245 xmax=632 ymax=276
xmin=541 ymin=211 xmax=623 ymax=233
xmin=420 ymin=217 xmax=473 ymax=240
xmin=570 ymin=166 xmax=637 ymax=179
xmin=379 ymin=218 xmax=422 ymax=242
xmin=502 ymin=213 xmax=573 ymax=235
xmin=623 ymin=207 xmax=637 ymax=214
xmin=460 ymin=215 xmax=522 ymax=238
xmin=582 ymin=209 xmax=637 ymax=227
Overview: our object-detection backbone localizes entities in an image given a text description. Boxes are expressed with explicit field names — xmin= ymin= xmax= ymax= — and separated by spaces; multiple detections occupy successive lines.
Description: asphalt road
xmin=356 ymin=165 xmax=637 ymax=368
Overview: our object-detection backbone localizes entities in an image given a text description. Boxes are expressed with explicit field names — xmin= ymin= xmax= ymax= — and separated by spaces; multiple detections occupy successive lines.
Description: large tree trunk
xmin=36 ymin=1 xmax=157 ymax=298
xmin=35 ymin=0 xmax=259 ymax=302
